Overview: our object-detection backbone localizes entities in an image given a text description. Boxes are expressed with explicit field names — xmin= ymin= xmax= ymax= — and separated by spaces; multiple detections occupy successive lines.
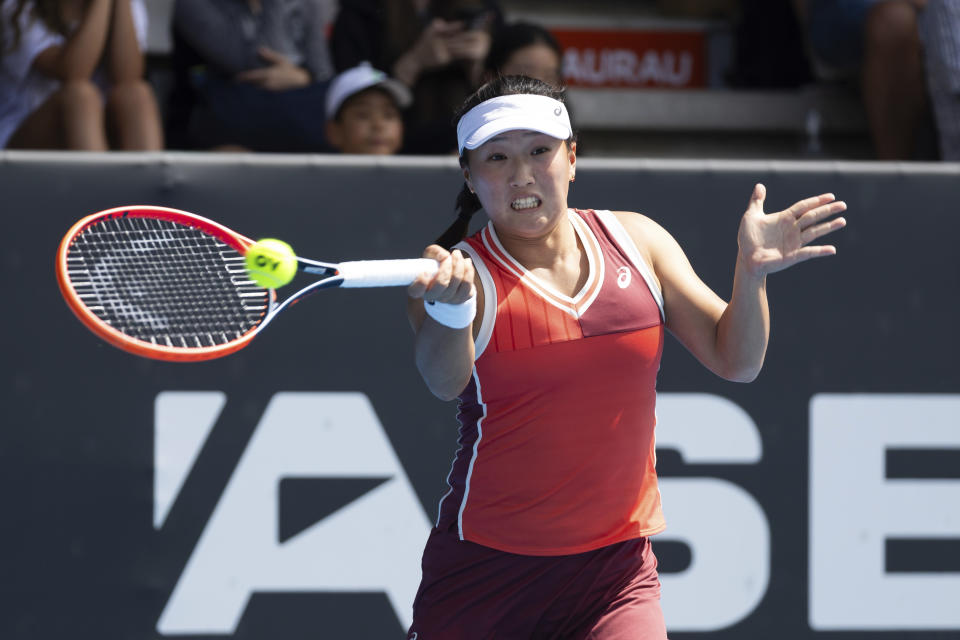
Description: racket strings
xmin=65 ymin=216 xmax=269 ymax=347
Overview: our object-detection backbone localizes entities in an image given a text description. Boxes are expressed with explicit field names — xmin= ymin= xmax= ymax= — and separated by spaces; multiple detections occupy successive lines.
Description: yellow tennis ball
xmin=245 ymin=238 xmax=298 ymax=288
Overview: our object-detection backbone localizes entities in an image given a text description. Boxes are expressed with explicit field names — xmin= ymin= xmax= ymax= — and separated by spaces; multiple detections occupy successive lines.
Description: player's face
xmin=464 ymin=129 xmax=576 ymax=241
xmin=329 ymin=90 xmax=404 ymax=155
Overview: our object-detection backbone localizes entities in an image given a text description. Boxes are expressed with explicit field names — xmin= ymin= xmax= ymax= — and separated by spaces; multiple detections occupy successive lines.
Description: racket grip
xmin=337 ymin=259 xmax=439 ymax=288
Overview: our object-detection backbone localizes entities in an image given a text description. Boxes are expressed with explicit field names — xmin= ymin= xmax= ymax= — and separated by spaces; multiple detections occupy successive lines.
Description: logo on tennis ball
xmin=245 ymin=238 xmax=298 ymax=288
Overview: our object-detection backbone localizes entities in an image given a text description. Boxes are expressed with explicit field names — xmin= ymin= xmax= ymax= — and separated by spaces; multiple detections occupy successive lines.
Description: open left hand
xmin=737 ymin=184 xmax=847 ymax=277
xmin=235 ymin=46 xmax=311 ymax=91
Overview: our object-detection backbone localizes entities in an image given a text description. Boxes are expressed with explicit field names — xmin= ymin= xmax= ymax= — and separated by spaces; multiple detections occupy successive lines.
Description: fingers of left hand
xmin=789 ymin=193 xmax=837 ymax=219
xmin=801 ymin=217 xmax=847 ymax=247
xmin=794 ymin=245 xmax=838 ymax=264
xmin=798 ymin=201 xmax=847 ymax=243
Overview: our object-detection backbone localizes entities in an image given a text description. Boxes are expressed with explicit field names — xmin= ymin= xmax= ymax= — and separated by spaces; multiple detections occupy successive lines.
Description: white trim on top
xmin=480 ymin=229 xmax=577 ymax=321
xmin=482 ymin=210 xmax=604 ymax=317
xmin=454 ymin=240 xmax=497 ymax=360
xmin=434 ymin=459 xmax=456 ymax=528
xmin=569 ymin=212 xmax=605 ymax=315
xmin=457 ymin=366 xmax=487 ymax=541
xmin=486 ymin=211 xmax=598 ymax=305
xmin=595 ymin=210 xmax=665 ymax=321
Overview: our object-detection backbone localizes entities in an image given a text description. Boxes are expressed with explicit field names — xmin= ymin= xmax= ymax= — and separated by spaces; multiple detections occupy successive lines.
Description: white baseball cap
xmin=325 ymin=62 xmax=413 ymax=120
xmin=456 ymin=94 xmax=572 ymax=153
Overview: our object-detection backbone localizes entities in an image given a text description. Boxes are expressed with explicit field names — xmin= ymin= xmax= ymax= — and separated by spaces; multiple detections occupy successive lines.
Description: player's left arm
xmin=614 ymin=184 xmax=846 ymax=382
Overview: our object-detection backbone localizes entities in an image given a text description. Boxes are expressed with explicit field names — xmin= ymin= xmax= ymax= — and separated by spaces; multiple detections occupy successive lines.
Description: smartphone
xmin=454 ymin=7 xmax=492 ymax=30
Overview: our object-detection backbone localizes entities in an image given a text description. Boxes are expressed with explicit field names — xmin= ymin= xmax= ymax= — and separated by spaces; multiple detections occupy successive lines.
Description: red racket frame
xmin=56 ymin=205 xmax=275 ymax=362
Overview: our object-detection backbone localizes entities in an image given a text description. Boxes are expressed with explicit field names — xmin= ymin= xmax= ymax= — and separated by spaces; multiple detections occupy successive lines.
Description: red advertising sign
xmin=552 ymin=29 xmax=707 ymax=89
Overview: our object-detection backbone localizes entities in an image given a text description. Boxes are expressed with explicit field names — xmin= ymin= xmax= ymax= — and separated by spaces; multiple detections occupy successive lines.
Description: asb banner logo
xmin=809 ymin=394 xmax=960 ymax=630
xmin=153 ymin=392 xmax=430 ymax=635
xmin=152 ymin=392 xmax=960 ymax=637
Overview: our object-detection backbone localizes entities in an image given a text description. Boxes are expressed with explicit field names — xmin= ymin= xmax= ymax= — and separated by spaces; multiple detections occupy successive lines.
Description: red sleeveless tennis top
xmin=436 ymin=208 xmax=666 ymax=556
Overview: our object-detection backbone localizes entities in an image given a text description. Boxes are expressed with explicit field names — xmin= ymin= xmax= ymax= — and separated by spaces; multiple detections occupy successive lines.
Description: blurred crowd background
xmin=2 ymin=0 xmax=958 ymax=160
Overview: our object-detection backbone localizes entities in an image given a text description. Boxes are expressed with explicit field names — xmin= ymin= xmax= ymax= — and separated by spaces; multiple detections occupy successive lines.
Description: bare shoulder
xmin=611 ymin=210 xmax=670 ymax=239
xmin=609 ymin=210 xmax=678 ymax=265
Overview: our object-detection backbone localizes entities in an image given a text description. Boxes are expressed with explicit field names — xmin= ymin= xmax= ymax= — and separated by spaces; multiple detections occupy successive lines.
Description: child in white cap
xmin=325 ymin=62 xmax=412 ymax=155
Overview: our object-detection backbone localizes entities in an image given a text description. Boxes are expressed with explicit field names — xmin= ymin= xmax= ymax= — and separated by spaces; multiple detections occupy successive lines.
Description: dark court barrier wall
xmin=2 ymin=151 xmax=959 ymax=640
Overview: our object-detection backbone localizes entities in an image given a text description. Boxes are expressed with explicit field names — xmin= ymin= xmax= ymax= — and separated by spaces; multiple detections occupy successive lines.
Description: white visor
xmin=456 ymin=94 xmax=572 ymax=154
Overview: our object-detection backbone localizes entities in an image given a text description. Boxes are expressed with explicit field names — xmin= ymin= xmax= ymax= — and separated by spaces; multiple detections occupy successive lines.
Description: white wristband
xmin=424 ymin=295 xmax=477 ymax=329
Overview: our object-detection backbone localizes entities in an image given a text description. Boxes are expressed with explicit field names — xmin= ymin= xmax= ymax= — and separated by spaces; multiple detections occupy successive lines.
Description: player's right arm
xmin=407 ymin=245 xmax=481 ymax=401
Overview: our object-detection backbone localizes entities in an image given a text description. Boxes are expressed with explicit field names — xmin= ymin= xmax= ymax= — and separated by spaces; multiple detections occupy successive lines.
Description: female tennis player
xmin=406 ymin=75 xmax=846 ymax=639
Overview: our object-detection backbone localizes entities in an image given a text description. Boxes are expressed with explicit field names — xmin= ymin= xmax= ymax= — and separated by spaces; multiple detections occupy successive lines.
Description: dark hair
xmin=435 ymin=75 xmax=574 ymax=250
xmin=484 ymin=22 xmax=563 ymax=77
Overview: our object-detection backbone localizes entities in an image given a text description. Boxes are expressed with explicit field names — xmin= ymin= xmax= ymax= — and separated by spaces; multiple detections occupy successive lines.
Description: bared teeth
xmin=511 ymin=196 xmax=540 ymax=210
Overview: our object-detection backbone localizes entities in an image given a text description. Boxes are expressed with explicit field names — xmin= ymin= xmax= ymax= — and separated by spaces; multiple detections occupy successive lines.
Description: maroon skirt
xmin=407 ymin=524 xmax=668 ymax=639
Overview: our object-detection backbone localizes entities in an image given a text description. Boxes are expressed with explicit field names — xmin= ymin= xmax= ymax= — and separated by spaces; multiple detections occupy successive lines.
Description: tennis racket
xmin=56 ymin=205 xmax=437 ymax=362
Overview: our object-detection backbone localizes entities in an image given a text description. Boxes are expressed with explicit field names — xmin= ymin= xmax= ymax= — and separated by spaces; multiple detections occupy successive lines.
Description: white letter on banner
xmin=156 ymin=392 xmax=430 ymax=635
xmin=810 ymin=394 xmax=960 ymax=630
xmin=155 ymin=391 xmax=225 ymax=529
xmin=656 ymin=393 xmax=770 ymax=631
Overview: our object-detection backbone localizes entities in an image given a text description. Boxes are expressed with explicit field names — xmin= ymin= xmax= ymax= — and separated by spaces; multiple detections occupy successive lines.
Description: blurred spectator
xmin=167 ymin=0 xmax=336 ymax=152
xmin=480 ymin=21 xmax=580 ymax=149
xmin=798 ymin=0 xmax=932 ymax=160
xmin=325 ymin=61 xmax=411 ymax=155
xmin=0 ymin=0 xmax=163 ymax=150
xmin=918 ymin=0 xmax=960 ymax=160
xmin=483 ymin=21 xmax=563 ymax=87
xmin=331 ymin=0 xmax=503 ymax=154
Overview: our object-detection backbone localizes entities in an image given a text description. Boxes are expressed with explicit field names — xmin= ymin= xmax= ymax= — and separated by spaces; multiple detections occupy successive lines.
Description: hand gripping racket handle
xmin=337 ymin=258 xmax=439 ymax=288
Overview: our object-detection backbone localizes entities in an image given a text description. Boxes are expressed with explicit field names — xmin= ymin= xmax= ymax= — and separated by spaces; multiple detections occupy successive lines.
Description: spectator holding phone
xmin=483 ymin=21 xmax=564 ymax=88
xmin=331 ymin=0 xmax=503 ymax=154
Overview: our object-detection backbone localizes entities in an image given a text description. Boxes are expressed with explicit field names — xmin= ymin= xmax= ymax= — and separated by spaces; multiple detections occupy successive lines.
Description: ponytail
xmin=435 ymin=183 xmax=481 ymax=250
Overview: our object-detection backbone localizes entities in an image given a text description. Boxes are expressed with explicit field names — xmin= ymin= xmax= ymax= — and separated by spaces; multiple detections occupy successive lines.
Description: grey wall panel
xmin=3 ymin=152 xmax=958 ymax=639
